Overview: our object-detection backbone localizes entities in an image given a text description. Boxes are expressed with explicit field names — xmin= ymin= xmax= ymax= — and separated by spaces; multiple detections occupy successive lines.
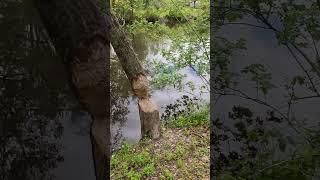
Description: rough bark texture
xmin=110 ymin=14 xmax=145 ymax=81
xmin=138 ymin=98 xmax=161 ymax=138
xmin=34 ymin=0 xmax=110 ymax=180
xmin=110 ymin=13 xmax=161 ymax=139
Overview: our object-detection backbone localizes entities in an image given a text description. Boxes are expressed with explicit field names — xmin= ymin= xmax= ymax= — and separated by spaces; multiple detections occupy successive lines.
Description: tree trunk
xmin=110 ymin=13 xmax=161 ymax=139
xmin=34 ymin=0 xmax=111 ymax=180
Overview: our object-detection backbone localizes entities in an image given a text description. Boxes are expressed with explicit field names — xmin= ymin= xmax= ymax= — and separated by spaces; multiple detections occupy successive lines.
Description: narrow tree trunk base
xmin=138 ymin=98 xmax=161 ymax=139
xmin=91 ymin=118 xmax=110 ymax=180
xmin=90 ymin=135 xmax=107 ymax=180
xmin=111 ymin=13 xmax=161 ymax=139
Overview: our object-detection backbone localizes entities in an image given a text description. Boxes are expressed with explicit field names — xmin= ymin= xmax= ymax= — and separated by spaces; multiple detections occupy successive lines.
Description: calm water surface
xmin=110 ymin=34 xmax=209 ymax=148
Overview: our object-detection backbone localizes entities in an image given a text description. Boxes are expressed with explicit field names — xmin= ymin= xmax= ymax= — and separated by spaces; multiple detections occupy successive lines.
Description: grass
xmin=164 ymin=105 xmax=209 ymax=128
xmin=110 ymin=105 xmax=209 ymax=179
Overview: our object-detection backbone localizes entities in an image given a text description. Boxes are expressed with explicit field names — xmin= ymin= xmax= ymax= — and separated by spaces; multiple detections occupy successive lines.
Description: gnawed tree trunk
xmin=34 ymin=0 xmax=110 ymax=180
xmin=110 ymin=13 xmax=161 ymax=139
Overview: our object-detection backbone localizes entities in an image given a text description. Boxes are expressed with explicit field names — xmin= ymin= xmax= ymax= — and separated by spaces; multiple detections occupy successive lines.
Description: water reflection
xmin=211 ymin=3 xmax=320 ymax=177
xmin=1 ymin=2 xmax=208 ymax=179
xmin=1 ymin=1 xmax=95 ymax=179
xmin=110 ymin=33 xmax=209 ymax=149
xmin=213 ymin=15 xmax=320 ymax=140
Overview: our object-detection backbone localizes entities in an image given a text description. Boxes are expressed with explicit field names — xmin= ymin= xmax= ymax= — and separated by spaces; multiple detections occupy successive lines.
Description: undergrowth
xmin=110 ymin=104 xmax=209 ymax=180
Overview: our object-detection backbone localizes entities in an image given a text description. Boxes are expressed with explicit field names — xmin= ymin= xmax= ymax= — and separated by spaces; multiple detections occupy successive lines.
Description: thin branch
xmin=310 ymin=32 xmax=320 ymax=59
xmin=287 ymin=86 xmax=294 ymax=121
xmin=254 ymin=10 xmax=320 ymax=78
xmin=221 ymin=87 xmax=311 ymax=144
xmin=251 ymin=153 xmax=320 ymax=178
xmin=221 ymin=7 xmax=320 ymax=78
xmin=223 ymin=22 xmax=272 ymax=30
xmin=189 ymin=64 xmax=209 ymax=87
xmin=286 ymin=44 xmax=320 ymax=95
xmin=294 ymin=95 xmax=320 ymax=100
xmin=292 ymin=43 xmax=320 ymax=78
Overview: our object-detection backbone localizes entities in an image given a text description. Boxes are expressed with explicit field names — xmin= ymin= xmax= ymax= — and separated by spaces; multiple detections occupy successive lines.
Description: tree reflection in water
xmin=1 ymin=1 xmax=82 ymax=179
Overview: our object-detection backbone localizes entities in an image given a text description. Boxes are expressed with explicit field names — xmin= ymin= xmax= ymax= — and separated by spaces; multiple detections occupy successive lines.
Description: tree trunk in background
xmin=34 ymin=0 xmax=110 ymax=180
xmin=110 ymin=13 xmax=161 ymax=139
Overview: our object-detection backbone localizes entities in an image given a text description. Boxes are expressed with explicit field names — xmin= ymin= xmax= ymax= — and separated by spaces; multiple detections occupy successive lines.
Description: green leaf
xmin=219 ymin=173 xmax=236 ymax=180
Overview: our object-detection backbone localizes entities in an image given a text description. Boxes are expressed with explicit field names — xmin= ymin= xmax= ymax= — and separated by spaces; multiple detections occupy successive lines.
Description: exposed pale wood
xmin=132 ymin=74 xmax=150 ymax=99
xmin=138 ymin=98 xmax=161 ymax=139
xmin=110 ymin=13 xmax=161 ymax=139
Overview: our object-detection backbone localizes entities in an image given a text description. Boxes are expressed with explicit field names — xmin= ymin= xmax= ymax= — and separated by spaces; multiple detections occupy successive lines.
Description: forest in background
xmin=1 ymin=0 xmax=320 ymax=179
xmin=110 ymin=0 xmax=210 ymax=179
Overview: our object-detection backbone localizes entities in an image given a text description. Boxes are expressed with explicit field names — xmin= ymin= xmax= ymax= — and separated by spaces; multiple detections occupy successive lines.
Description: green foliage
xmin=176 ymin=159 xmax=184 ymax=168
xmin=218 ymin=173 xmax=236 ymax=180
xmin=112 ymin=0 xmax=204 ymax=24
xmin=241 ymin=64 xmax=276 ymax=95
xmin=112 ymin=0 xmax=210 ymax=93
xmin=165 ymin=105 xmax=209 ymax=128
xmin=111 ymin=99 xmax=209 ymax=179
xmin=111 ymin=142 xmax=152 ymax=179
xmin=213 ymin=104 xmax=320 ymax=179
xmin=126 ymin=19 xmax=169 ymax=40
xmin=163 ymin=169 xmax=174 ymax=179
xmin=127 ymin=170 xmax=141 ymax=180
xmin=142 ymin=163 xmax=156 ymax=176
xmin=151 ymin=35 xmax=209 ymax=93
xmin=164 ymin=151 xmax=177 ymax=161
xmin=161 ymin=95 xmax=209 ymax=127
xmin=111 ymin=122 xmax=209 ymax=179
xmin=110 ymin=3 xmax=210 ymax=177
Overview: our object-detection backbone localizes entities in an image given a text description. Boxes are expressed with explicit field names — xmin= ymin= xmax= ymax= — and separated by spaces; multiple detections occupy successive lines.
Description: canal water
xmin=211 ymin=15 xmax=320 ymax=159
xmin=110 ymin=34 xmax=209 ymax=148
xmin=1 ymin=2 xmax=210 ymax=180
xmin=52 ymin=34 xmax=209 ymax=179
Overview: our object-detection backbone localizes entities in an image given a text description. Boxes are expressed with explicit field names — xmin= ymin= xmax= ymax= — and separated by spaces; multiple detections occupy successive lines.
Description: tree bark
xmin=110 ymin=13 xmax=161 ymax=139
xmin=34 ymin=0 xmax=110 ymax=180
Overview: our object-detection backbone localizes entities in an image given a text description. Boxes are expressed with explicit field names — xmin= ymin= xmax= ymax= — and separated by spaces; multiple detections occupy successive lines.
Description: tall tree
xmin=33 ymin=0 xmax=111 ymax=179
xmin=110 ymin=13 xmax=161 ymax=139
